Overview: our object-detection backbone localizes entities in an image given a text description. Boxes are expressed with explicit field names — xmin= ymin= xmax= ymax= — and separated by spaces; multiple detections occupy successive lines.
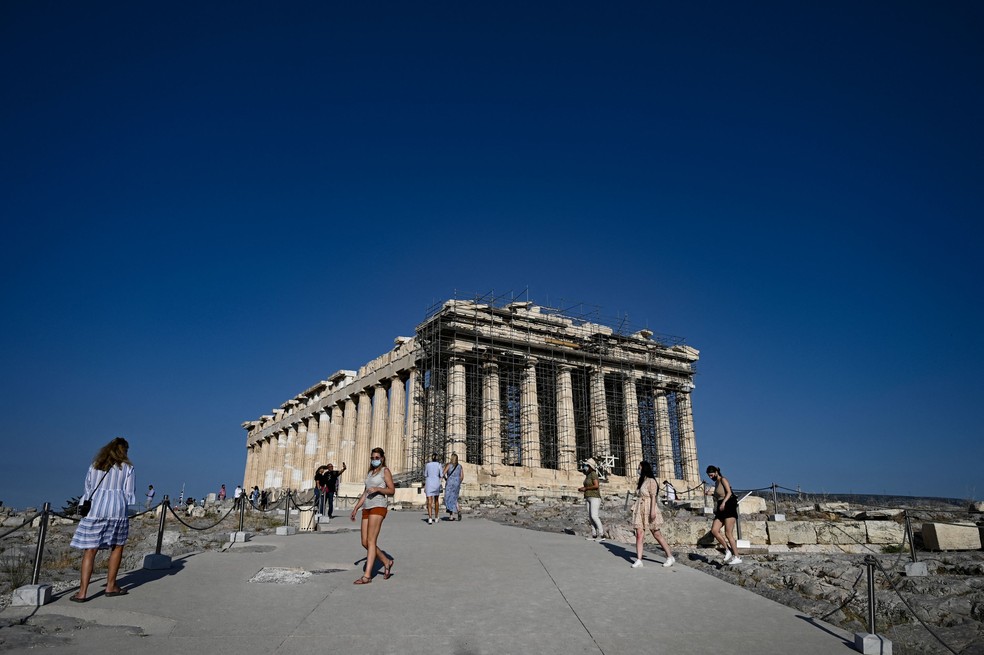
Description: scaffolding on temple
xmin=402 ymin=290 xmax=700 ymax=487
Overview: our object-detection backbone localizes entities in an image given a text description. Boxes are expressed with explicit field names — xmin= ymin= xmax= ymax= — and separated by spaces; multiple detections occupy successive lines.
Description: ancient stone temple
xmin=241 ymin=296 xmax=701 ymax=499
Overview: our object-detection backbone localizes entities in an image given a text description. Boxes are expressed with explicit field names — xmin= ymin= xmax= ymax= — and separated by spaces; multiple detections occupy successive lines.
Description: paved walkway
xmin=2 ymin=512 xmax=857 ymax=654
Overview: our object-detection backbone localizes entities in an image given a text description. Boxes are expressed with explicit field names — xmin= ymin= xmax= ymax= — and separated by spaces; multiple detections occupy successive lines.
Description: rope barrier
xmin=165 ymin=503 xmax=237 ymax=531
xmin=48 ymin=510 xmax=82 ymax=523
xmin=871 ymin=558 xmax=960 ymax=655
xmin=0 ymin=512 xmax=39 ymax=541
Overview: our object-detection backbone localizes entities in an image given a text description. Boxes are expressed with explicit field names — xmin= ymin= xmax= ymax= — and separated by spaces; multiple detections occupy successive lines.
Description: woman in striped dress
xmin=69 ymin=437 xmax=136 ymax=602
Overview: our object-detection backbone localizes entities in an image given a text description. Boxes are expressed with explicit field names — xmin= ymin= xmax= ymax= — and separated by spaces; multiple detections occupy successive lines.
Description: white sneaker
xmin=723 ymin=550 xmax=733 ymax=563
xmin=631 ymin=559 xmax=644 ymax=568
xmin=427 ymin=518 xmax=433 ymax=525
xmin=663 ymin=556 xmax=675 ymax=568
xmin=727 ymin=557 xmax=743 ymax=565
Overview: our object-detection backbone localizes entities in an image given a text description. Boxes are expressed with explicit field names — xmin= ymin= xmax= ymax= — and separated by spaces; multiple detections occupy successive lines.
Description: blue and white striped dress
xmin=70 ymin=463 xmax=136 ymax=550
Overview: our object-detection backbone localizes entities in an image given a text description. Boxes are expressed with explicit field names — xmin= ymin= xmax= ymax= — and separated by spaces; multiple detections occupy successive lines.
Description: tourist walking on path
xmin=707 ymin=465 xmax=741 ymax=565
xmin=631 ymin=461 xmax=674 ymax=568
xmin=442 ymin=452 xmax=464 ymax=521
xmin=578 ymin=458 xmax=604 ymax=541
xmin=350 ymin=447 xmax=395 ymax=584
xmin=662 ymin=480 xmax=677 ymax=505
xmin=144 ymin=484 xmax=155 ymax=510
xmin=250 ymin=486 xmax=260 ymax=508
xmin=321 ymin=462 xmax=345 ymax=519
xmin=233 ymin=484 xmax=243 ymax=509
xmin=218 ymin=484 xmax=226 ymax=501
xmin=423 ymin=452 xmax=443 ymax=525
xmin=69 ymin=437 xmax=136 ymax=602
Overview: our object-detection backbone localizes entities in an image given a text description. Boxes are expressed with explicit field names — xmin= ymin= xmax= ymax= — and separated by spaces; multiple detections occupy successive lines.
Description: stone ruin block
xmin=969 ymin=501 xmax=984 ymax=514
xmin=739 ymin=520 xmax=768 ymax=544
xmin=921 ymin=522 xmax=982 ymax=551
xmin=864 ymin=520 xmax=906 ymax=545
xmin=816 ymin=520 xmax=866 ymax=545
xmin=768 ymin=521 xmax=818 ymax=545
xmin=738 ymin=495 xmax=767 ymax=514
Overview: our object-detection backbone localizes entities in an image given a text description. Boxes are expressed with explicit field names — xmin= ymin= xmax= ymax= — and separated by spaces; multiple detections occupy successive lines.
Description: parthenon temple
xmin=242 ymin=296 xmax=702 ymax=500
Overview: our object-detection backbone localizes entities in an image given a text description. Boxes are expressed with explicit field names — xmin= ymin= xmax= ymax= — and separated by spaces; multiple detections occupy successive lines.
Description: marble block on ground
xmin=11 ymin=584 xmax=51 ymax=607
xmin=921 ymin=522 xmax=981 ymax=551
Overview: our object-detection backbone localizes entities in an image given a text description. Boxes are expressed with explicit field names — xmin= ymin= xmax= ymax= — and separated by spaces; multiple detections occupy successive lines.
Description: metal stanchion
xmin=904 ymin=510 xmax=917 ymax=563
xmin=284 ymin=490 xmax=291 ymax=527
xmin=772 ymin=483 xmax=779 ymax=513
xmin=853 ymin=555 xmax=893 ymax=652
xmin=144 ymin=496 xmax=173 ymax=570
xmin=155 ymin=495 xmax=169 ymax=555
xmin=238 ymin=493 xmax=246 ymax=532
xmin=30 ymin=503 xmax=50 ymax=585
xmin=864 ymin=555 xmax=877 ymax=634
xmin=735 ymin=510 xmax=743 ymax=541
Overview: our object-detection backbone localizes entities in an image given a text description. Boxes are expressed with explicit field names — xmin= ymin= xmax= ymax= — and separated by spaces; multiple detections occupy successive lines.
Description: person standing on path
xmin=233 ymin=484 xmax=243 ymax=509
xmin=578 ymin=458 xmax=604 ymax=541
xmin=423 ymin=452 xmax=443 ymax=525
xmin=350 ymin=447 xmax=395 ymax=584
xmin=144 ymin=484 xmax=155 ymax=510
xmin=707 ymin=465 xmax=741 ymax=565
xmin=321 ymin=462 xmax=345 ymax=519
xmin=69 ymin=437 xmax=136 ymax=602
xmin=631 ymin=461 xmax=674 ymax=568
xmin=218 ymin=484 xmax=226 ymax=501
xmin=442 ymin=452 xmax=464 ymax=521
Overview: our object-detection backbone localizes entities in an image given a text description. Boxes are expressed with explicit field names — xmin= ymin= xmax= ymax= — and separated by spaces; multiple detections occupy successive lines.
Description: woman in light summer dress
xmin=630 ymin=461 xmax=675 ymax=568
xmin=350 ymin=447 xmax=395 ymax=584
xmin=442 ymin=452 xmax=464 ymax=521
xmin=69 ymin=437 xmax=136 ymax=601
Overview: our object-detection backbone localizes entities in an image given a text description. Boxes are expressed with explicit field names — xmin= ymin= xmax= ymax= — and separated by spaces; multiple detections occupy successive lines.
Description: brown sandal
xmin=384 ymin=559 xmax=394 ymax=580
xmin=354 ymin=576 xmax=372 ymax=585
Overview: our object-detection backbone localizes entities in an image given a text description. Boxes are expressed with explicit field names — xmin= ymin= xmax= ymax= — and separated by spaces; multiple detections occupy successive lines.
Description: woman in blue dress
xmin=442 ymin=452 xmax=464 ymax=521
xmin=69 ymin=437 xmax=136 ymax=601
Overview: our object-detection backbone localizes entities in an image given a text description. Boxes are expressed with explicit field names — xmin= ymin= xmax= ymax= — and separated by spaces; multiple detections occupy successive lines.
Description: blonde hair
xmin=93 ymin=437 xmax=131 ymax=471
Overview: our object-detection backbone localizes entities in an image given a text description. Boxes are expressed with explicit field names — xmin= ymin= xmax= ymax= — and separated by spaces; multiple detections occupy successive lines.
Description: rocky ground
xmin=1 ymin=497 xmax=982 ymax=654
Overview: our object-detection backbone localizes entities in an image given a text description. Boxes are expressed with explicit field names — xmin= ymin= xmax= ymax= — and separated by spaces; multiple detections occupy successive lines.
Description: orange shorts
xmin=362 ymin=507 xmax=388 ymax=519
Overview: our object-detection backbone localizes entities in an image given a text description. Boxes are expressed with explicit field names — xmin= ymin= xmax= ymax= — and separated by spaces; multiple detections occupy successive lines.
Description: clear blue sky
xmin=2 ymin=2 xmax=981 ymax=510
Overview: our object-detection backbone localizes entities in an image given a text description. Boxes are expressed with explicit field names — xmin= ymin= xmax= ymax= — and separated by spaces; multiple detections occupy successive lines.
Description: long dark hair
xmin=93 ymin=437 xmax=131 ymax=471
xmin=637 ymin=460 xmax=656 ymax=490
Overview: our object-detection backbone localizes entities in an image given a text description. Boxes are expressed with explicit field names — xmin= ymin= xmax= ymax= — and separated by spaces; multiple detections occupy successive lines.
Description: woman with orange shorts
xmin=350 ymin=447 xmax=395 ymax=584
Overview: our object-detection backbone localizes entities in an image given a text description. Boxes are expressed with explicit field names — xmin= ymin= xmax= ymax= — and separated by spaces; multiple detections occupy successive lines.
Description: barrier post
xmin=144 ymin=496 xmax=173 ymax=569
xmin=853 ymin=555 xmax=893 ymax=654
xmin=903 ymin=510 xmax=928 ymax=577
xmin=11 ymin=503 xmax=53 ymax=606
xmin=238 ymin=494 xmax=246 ymax=532
xmin=30 ymin=503 xmax=50 ymax=585
xmin=276 ymin=490 xmax=297 ymax=536
xmin=230 ymin=491 xmax=251 ymax=544
xmin=769 ymin=483 xmax=785 ymax=521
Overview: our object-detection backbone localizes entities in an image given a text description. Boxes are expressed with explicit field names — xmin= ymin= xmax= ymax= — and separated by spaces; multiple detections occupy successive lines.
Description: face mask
xmin=371 ymin=459 xmax=382 ymax=468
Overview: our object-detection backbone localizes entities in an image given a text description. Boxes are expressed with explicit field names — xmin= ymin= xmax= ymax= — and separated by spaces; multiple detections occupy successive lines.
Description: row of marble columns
xmin=244 ymin=360 xmax=699 ymax=491
xmin=447 ymin=359 xmax=699 ymax=481
xmin=245 ymin=370 xmax=412 ymax=490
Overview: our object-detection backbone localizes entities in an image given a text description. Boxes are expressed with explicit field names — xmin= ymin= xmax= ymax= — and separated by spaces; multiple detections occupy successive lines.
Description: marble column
xmin=520 ymin=358 xmax=541 ymax=468
xmin=446 ymin=357 xmax=468 ymax=462
xmin=481 ymin=362 xmax=501 ymax=467
xmin=244 ymin=444 xmax=255 ymax=489
xmin=387 ymin=374 xmax=406 ymax=473
xmin=290 ymin=421 xmax=306 ymax=490
xmin=339 ymin=397 xmax=357 ymax=484
xmin=408 ymin=367 xmax=424 ymax=471
xmin=260 ymin=436 xmax=273 ymax=489
xmin=589 ymin=367 xmax=610 ymax=459
xmin=274 ymin=430 xmax=287 ymax=488
xmin=302 ymin=414 xmax=319 ymax=489
xmin=354 ymin=389 xmax=373 ymax=476
xmin=328 ymin=404 xmax=344 ymax=468
xmin=623 ymin=374 xmax=643 ymax=478
xmin=370 ymin=382 xmax=388 ymax=455
xmin=675 ymin=391 xmax=699 ymax=481
xmin=654 ymin=389 xmax=675 ymax=481
xmin=315 ymin=409 xmax=331 ymax=469
xmin=556 ymin=365 xmax=576 ymax=472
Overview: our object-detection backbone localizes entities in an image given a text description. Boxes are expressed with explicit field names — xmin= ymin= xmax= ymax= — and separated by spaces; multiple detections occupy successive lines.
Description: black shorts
xmin=714 ymin=496 xmax=739 ymax=521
